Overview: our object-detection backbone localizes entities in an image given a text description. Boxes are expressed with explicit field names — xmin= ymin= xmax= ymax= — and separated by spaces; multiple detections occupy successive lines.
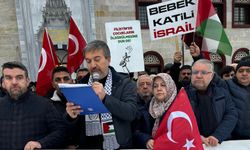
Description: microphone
xmin=92 ymin=72 xmax=100 ymax=82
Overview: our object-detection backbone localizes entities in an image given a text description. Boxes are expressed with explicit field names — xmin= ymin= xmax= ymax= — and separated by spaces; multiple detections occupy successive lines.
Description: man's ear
xmin=26 ymin=77 xmax=31 ymax=87
xmin=107 ymin=57 xmax=111 ymax=63
xmin=52 ymin=81 xmax=56 ymax=89
xmin=2 ymin=80 xmax=6 ymax=89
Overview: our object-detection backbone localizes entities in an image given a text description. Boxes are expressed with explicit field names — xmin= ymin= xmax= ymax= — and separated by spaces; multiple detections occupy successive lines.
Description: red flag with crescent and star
xmin=36 ymin=29 xmax=59 ymax=96
xmin=67 ymin=17 xmax=87 ymax=74
xmin=154 ymin=88 xmax=204 ymax=150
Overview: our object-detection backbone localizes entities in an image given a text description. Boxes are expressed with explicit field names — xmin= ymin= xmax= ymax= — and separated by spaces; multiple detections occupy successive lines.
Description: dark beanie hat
xmin=236 ymin=60 xmax=250 ymax=72
xmin=180 ymin=65 xmax=191 ymax=71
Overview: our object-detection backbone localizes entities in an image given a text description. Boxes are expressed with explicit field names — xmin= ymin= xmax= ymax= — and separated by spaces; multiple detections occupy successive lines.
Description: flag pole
xmin=174 ymin=36 xmax=180 ymax=52
xmin=45 ymin=28 xmax=56 ymax=66
xmin=182 ymin=35 xmax=185 ymax=65
xmin=192 ymin=0 xmax=198 ymax=49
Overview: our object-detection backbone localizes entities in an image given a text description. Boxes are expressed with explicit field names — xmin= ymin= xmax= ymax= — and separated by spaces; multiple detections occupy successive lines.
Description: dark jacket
xmin=66 ymin=66 xmax=137 ymax=148
xmin=226 ymin=78 xmax=250 ymax=139
xmin=50 ymin=91 xmax=68 ymax=115
xmin=49 ymin=91 xmax=79 ymax=147
xmin=185 ymin=75 xmax=238 ymax=142
xmin=0 ymin=91 xmax=66 ymax=150
xmin=0 ymin=88 xmax=5 ymax=97
xmin=132 ymin=95 xmax=154 ymax=148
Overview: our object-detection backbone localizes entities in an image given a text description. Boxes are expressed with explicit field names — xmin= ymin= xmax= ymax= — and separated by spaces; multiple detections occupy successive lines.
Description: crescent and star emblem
xmin=166 ymin=111 xmax=195 ymax=150
xmin=38 ymin=48 xmax=47 ymax=73
xmin=69 ymin=34 xmax=79 ymax=56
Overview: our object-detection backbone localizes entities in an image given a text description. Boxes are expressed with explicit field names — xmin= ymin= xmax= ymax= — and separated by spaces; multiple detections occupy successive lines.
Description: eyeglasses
xmin=192 ymin=70 xmax=212 ymax=75
xmin=238 ymin=68 xmax=250 ymax=73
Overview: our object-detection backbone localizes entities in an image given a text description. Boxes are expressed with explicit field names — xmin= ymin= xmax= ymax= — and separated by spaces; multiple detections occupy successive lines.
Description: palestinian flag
xmin=196 ymin=0 xmax=232 ymax=56
xmin=102 ymin=121 xmax=115 ymax=135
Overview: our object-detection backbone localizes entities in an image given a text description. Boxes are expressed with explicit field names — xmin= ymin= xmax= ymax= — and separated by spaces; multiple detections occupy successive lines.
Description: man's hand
xmin=201 ymin=135 xmax=209 ymax=146
xmin=66 ymin=102 xmax=83 ymax=118
xmin=24 ymin=141 xmax=41 ymax=150
xmin=174 ymin=51 xmax=182 ymax=63
xmin=207 ymin=136 xmax=219 ymax=147
xmin=201 ymin=135 xmax=219 ymax=147
xmin=146 ymin=139 xmax=154 ymax=150
xmin=92 ymin=82 xmax=106 ymax=101
xmin=189 ymin=42 xmax=200 ymax=57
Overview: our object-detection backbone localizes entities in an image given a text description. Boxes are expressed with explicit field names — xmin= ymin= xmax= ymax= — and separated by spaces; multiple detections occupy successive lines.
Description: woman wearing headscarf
xmin=146 ymin=73 xmax=177 ymax=149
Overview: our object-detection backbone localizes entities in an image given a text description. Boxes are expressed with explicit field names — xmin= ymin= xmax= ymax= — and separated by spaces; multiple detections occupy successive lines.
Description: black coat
xmin=0 ymin=91 xmax=66 ymax=149
xmin=226 ymin=78 xmax=250 ymax=139
xmin=185 ymin=75 xmax=238 ymax=142
xmin=132 ymin=95 xmax=154 ymax=148
xmin=66 ymin=66 xmax=137 ymax=148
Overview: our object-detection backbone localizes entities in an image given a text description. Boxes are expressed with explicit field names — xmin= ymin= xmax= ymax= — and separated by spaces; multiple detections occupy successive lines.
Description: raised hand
xmin=189 ymin=42 xmax=200 ymax=57
xmin=174 ymin=51 xmax=182 ymax=63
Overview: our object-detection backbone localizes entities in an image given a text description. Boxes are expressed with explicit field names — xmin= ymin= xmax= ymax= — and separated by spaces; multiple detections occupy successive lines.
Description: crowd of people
xmin=0 ymin=40 xmax=249 ymax=149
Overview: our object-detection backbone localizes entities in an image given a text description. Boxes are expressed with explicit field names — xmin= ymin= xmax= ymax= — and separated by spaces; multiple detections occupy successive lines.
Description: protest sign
xmin=147 ymin=0 xmax=197 ymax=40
xmin=105 ymin=20 xmax=144 ymax=73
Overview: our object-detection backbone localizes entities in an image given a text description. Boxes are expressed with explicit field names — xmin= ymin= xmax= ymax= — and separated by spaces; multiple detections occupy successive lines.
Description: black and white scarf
xmin=86 ymin=69 xmax=119 ymax=149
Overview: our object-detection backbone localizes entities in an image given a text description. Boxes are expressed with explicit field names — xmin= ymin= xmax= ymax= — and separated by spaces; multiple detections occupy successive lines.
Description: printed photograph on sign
xmin=105 ymin=20 xmax=144 ymax=73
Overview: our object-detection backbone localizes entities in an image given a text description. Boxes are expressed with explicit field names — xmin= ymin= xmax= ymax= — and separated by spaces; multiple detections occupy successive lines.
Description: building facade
xmin=0 ymin=0 xmax=249 ymax=80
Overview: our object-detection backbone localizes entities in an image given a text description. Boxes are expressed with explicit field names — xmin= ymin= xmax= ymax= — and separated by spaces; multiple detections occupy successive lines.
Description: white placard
xmin=204 ymin=140 xmax=250 ymax=150
xmin=105 ymin=20 xmax=144 ymax=73
xmin=147 ymin=0 xmax=197 ymax=40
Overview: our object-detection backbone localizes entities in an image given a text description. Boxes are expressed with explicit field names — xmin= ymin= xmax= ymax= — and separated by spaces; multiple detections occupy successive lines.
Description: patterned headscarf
xmin=149 ymin=73 xmax=177 ymax=137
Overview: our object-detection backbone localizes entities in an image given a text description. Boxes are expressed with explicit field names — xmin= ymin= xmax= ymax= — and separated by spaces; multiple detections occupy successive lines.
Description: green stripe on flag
xmin=196 ymin=18 xmax=232 ymax=56
xmin=218 ymin=30 xmax=232 ymax=56
xmin=197 ymin=19 xmax=223 ymax=41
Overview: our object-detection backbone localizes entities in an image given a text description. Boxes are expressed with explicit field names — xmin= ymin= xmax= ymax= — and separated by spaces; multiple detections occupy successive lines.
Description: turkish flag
xmin=36 ymin=29 xmax=59 ymax=96
xmin=67 ymin=17 xmax=87 ymax=74
xmin=154 ymin=88 xmax=204 ymax=150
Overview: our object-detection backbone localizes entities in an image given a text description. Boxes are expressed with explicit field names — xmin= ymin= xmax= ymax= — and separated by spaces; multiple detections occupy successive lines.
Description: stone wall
xmin=93 ymin=0 xmax=193 ymax=66
xmin=0 ymin=0 xmax=20 ymax=74
xmin=0 ymin=0 xmax=249 ymax=78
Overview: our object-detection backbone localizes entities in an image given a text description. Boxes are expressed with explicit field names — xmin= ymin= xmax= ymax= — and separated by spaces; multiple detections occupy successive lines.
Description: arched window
xmin=232 ymin=48 xmax=250 ymax=63
xmin=144 ymin=51 xmax=164 ymax=74
xmin=201 ymin=51 xmax=226 ymax=74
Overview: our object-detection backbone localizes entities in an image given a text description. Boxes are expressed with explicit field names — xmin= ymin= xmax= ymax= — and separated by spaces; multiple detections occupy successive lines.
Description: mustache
xmin=91 ymin=68 xmax=99 ymax=73
xmin=183 ymin=77 xmax=190 ymax=80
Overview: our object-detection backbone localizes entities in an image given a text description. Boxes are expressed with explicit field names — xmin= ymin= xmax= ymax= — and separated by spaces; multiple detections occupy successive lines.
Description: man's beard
xmin=9 ymin=87 xmax=26 ymax=100
xmin=140 ymin=93 xmax=152 ymax=103
xmin=182 ymin=77 xmax=190 ymax=81
xmin=181 ymin=80 xmax=190 ymax=86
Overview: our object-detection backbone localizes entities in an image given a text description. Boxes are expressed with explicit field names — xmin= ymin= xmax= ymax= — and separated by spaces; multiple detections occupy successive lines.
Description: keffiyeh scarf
xmin=86 ymin=69 xmax=119 ymax=149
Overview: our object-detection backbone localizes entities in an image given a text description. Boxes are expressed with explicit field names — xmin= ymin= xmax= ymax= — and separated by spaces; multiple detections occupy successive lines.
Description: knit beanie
xmin=180 ymin=65 xmax=191 ymax=71
xmin=236 ymin=60 xmax=250 ymax=72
